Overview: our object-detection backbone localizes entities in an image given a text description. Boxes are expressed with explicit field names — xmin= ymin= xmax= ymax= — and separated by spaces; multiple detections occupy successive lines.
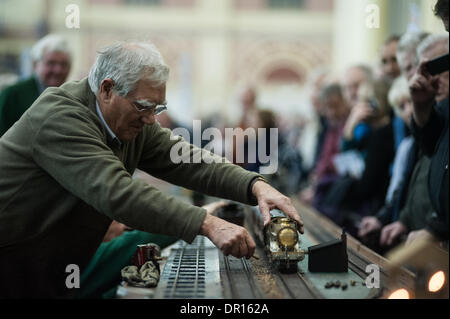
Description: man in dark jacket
xmin=0 ymin=34 xmax=71 ymax=136
xmin=408 ymin=0 xmax=449 ymax=245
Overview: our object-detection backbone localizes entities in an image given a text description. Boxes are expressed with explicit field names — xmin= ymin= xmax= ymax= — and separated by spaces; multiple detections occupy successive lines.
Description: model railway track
xmin=155 ymin=236 xmax=222 ymax=299
xmin=220 ymin=254 xmax=265 ymax=299
xmin=274 ymin=271 xmax=324 ymax=299
xmin=221 ymin=251 xmax=324 ymax=298
xmin=154 ymin=201 xmax=414 ymax=299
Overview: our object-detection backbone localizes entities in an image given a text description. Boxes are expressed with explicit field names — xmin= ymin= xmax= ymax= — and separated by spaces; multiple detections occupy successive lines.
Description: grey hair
xmin=88 ymin=41 xmax=170 ymax=97
xmin=388 ymin=76 xmax=410 ymax=116
xmin=396 ymin=32 xmax=430 ymax=66
xmin=30 ymin=34 xmax=72 ymax=63
xmin=417 ymin=33 xmax=449 ymax=60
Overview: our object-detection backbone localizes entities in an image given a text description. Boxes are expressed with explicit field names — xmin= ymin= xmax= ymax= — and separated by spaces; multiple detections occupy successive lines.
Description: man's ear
xmin=99 ymin=78 xmax=114 ymax=102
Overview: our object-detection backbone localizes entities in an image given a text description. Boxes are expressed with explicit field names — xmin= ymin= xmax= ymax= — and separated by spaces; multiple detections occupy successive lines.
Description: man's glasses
xmin=131 ymin=99 xmax=167 ymax=115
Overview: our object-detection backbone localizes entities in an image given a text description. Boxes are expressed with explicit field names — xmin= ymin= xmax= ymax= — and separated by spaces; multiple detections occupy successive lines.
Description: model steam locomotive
xmin=262 ymin=209 xmax=306 ymax=272
xmin=217 ymin=203 xmax=306 ymax=272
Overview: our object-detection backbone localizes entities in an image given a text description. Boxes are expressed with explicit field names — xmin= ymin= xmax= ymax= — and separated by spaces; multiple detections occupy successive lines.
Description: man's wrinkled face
xmin=99 ymin=79 xmax=166 ymax=142
xmin=34 ymin=51 xmax=71 ymax=88
xmin=380 ymin=41 xmax=401 ymax=80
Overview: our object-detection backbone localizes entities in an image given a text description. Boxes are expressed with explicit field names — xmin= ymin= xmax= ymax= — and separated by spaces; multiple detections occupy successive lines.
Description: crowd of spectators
xmin=200 ymin=1 xmax=449 ymax=255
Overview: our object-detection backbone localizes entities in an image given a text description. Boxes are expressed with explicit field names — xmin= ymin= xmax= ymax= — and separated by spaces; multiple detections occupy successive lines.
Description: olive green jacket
xmin=0 ymin=78 xmax=260 ymax=297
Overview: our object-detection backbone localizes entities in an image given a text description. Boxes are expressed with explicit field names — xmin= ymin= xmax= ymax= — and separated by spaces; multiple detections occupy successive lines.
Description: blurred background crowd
xmin=0 ymin=0 xmax=448 ymax=256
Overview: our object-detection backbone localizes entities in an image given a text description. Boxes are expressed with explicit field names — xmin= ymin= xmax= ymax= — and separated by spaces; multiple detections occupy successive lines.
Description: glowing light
xmin=428 ymin=271 xmax=446 ymax=293
xmin=388 ymin=289 xmax=410 ymax=299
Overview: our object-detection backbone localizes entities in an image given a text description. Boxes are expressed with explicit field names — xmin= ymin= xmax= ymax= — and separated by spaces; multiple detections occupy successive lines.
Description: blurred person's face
xmin=323 ymin=94 xmax=348 ymax=123
xmin=422 ymin=44 xmax=449 ymax=102
xmin=344 ymin=67 xmax=368 ymax=106
xmin=380 ymin=40 xmax=401 ymax=80
xmin=98 ymin=78 xmax=166 ymax=141
xmin=398 ymin=51 xmax=418 ymax=81
xmin=396 ymin=96 xmax=413 ymax=127
xmin=34 ymin=50 xmax=71 ymax=88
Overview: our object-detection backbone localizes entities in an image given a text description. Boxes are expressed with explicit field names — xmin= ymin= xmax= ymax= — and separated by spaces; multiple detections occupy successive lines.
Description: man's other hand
xmin=200 ymin=213 xmax=256 ymax=259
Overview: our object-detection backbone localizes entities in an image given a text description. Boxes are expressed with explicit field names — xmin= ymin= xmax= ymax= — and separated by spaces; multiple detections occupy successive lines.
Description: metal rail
xmin=155 ymin=236 xmax=222 ymax=299
xmin=241 ymin=257 xmax=265 ymax=299
xmin=221 ymin=254 xmax=265 ymax=299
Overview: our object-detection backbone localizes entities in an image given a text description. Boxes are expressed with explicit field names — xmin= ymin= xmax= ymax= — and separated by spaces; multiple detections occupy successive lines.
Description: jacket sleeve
xmin=137 ymin=123 xmax=262 ymax=206
xmin=31 ymin=108 xmax=206 ymax=243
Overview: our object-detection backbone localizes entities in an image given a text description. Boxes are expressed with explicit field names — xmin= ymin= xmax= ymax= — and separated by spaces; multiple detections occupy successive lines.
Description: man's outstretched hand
xmin=252 ymin=180 xmax=304 ymax=233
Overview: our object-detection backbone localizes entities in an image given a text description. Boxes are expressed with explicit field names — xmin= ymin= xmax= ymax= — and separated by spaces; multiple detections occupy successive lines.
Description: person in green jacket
xmin=0 ymin=33 xmax=71 ymax=136
xmin=0 ymin=41 xmax=304 ymax=298
xmin=78 ymin=224 xmax=178 ymax=299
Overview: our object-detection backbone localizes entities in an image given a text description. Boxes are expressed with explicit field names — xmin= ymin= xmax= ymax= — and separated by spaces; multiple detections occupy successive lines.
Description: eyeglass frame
xmin=128 ymin=98 xmax=168 ymax=115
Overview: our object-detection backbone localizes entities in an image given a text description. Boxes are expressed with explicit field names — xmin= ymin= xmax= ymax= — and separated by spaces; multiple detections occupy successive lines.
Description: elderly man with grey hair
xmin=0 ymin=41 xmax=303 ymax=298
xmin=396 ymin=32 xmax=430 ymax=81
xmin=415 ymin=33 xmax=449 ymax=103
xmin=0 ymin=33 xmax=71 ymax=136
